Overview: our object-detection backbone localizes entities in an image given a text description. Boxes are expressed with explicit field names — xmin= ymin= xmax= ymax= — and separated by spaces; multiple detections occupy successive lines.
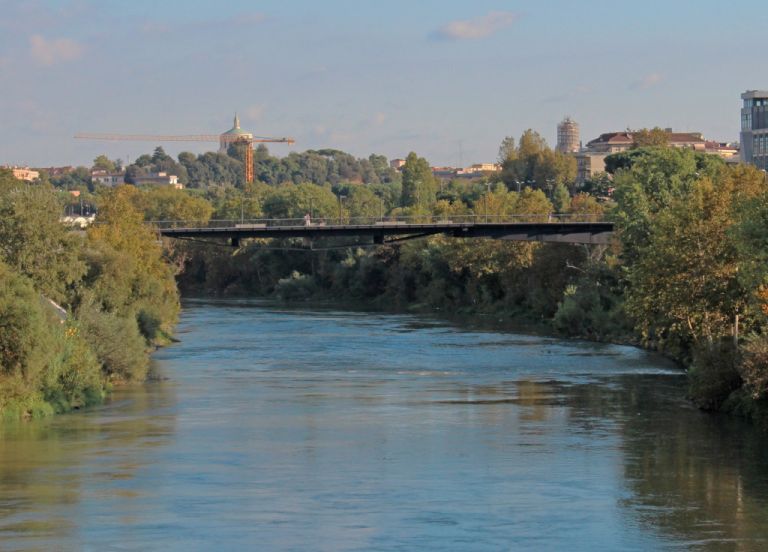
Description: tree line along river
xmin=1 ymin=299 xmax=767 ymax=550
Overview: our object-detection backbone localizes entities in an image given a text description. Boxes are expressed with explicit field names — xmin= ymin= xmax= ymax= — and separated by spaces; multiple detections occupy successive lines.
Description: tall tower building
xmin=741 ymin=90 xmax=768 ymax=169
xmin=556 ymin=116 xmax=580 ymax=153
xmin=219 ymin=114 xmax=253 ymax=153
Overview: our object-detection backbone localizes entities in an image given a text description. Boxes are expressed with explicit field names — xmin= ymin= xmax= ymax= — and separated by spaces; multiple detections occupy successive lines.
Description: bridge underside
xmin=160 ymin=222 xmax=614 ymax=247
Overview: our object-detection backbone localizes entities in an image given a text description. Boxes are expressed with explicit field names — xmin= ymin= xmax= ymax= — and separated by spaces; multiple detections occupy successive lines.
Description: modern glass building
xmin=741 ymin=90 xmax=768 ymax=169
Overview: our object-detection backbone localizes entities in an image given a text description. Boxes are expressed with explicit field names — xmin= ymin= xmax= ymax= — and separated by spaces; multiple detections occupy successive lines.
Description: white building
xmin=91 ymin=170 xmax=124 ymax=187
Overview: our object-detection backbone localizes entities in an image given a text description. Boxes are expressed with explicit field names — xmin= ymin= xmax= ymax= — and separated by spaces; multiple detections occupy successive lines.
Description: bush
xmin=274 ymin=271 xmax=317 ymax=301
xmin=41 ymin=324 xmax=104 ymax=412
xmin=77 ymin=303 xmax=149 ymax=382
xmin=739 ymin=335 xmax=768 ymax=400
xmin=688 ymin=340 xmax=742 ymax=410
xmin=137 ymin=308 xmax=162 ymax=342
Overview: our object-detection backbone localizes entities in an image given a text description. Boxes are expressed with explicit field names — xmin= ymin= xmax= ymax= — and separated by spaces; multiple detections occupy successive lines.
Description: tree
xmin=632 ymin=127 xmax=669 ymax=148
xmin=136 ymin=187 xmax=214 ymax=222
xmin=552 ymin=183 xmax=571 ymax=214
xmin=581 ymin=172 xmax=613 ymax=197
xmin=0 ymin=167 xmax=20 ymax=193
xmin=400 ymin=152 xmax=437 ymax=209
xmin=92 ymin=155 xmax=116 ymax=172
xmin=497 ymin=136 xmax=516 ymax=164
xmin=87 ymin=186 xmax=179 ymax=337
xmin=515 ymin=187 xmax=552 ymax=221
xmin=568 ymin=193 xmax=604 ymax=221
xmin=499 ymin=130 xmax=576 ymax=191
xmin=611 ymin=147 xmax=723 ymax=264
xmin=152 ymin=146 xmax=172 ymax=164
xmin=261 ymin=183 xmax=338 ymax=220
xmin=625 ymin=177 xmax=745 ymax=355
xmin=0 ymin=185 xmax=85 ymax=303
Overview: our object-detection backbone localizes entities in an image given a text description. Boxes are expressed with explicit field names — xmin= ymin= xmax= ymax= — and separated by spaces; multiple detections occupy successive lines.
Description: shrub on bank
xmin=77 ymin=303 xmax=150 ymax=383
xmin=688 ymin=340 xmax=742 ymax=410
xmin=0 ymin=262 xmax=105 ymax=417
xmin=275 ymin=271 xmax=317 ymax=301
xmin=739 ymin=334 xmax=768 ymax=400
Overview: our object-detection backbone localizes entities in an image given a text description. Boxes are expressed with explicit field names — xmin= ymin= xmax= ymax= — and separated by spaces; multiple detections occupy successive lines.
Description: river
xmin=1 ymin=299 xmax=767 ymax=550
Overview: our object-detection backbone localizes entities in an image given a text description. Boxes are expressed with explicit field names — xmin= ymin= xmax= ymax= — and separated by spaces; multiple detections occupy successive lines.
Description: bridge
xmin=155 ymin=215 xmax=614 ymax=248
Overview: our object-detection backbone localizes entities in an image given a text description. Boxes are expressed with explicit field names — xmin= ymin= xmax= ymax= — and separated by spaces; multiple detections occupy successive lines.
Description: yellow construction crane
xmin=76 ymin=117 xmax=294 ymax=183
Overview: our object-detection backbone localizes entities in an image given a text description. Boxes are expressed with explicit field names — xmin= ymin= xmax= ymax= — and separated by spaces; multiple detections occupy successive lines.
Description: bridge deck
xmin=158 ymin=220 xmax=614 ymax=245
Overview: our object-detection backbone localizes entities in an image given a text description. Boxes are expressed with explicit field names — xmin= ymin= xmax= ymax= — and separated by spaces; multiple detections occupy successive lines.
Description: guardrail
xmin=148 ymin=213 xmax=607 ymax=229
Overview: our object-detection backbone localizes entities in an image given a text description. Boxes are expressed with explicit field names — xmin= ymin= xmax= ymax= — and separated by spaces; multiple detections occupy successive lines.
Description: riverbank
xmin=0 ymin=181 xmax=180 ymax=421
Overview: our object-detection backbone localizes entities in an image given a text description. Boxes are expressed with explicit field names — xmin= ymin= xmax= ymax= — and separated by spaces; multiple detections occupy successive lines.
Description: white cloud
xmin=631 ymin=73 xmax=664 ymax=90
xmin=29 ymin=34 xmax=84 ymax=66
xmin=434 ymin=11 xmax=518 ymax=40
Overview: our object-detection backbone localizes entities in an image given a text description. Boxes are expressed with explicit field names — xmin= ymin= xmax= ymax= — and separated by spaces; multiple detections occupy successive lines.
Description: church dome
xmin=221 ymin=114 xmax=252 ymax=137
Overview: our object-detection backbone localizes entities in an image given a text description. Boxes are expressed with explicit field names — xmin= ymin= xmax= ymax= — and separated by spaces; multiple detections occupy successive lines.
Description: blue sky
xmin=0 ymin=0 xmax=764 ymax=168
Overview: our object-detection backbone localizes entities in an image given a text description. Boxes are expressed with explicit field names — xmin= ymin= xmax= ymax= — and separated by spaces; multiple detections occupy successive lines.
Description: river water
xmin=1 ymin=300 xmax=768 ymax=551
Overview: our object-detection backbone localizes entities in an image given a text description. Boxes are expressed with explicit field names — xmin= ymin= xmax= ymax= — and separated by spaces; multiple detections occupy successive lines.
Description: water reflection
xmin=0 ymin=301 xmax=767 ymax=550
xmin=0 ymin=367 xmax=177 ymax=549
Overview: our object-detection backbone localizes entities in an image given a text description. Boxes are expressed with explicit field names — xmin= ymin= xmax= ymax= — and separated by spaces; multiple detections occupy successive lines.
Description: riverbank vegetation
xmin=6 ymin=129 xmax=768 ymax=427
xmin=0 ymin=169 xmax=178 ymax=419
xmin=130 ymin=135 xmax=768 ymax=427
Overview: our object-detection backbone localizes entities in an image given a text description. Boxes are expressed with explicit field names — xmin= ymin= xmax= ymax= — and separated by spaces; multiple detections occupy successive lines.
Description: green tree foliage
xmin=499 ymin=130 xmax=576 ymax=191
xmin=631 ymin=127 xmax=670 ymax=148
xmin=497 ymin=136 xmax=516 ymax=164
xmin=125 ymin=146 xmax=189 ymax=185
xmin=581 ymin=172 xmax=613 ymax=197
xmin=135 ymin=187 xmax=214 ymax=222
xmin=552 ymin=183 xmax=571 ymax=214
xmin=566 ymin=193 xmax=604 ymax=223
xmin=612 ymin=147 xmax=725 ymax=264
xmin=400 ymin=152 xmax=437 ymax=208
xmin=92 ymin=155 xmax=117 ymax=172
xmin=0 ymin=180 xmax=184 ymax=418
xmin=0 ymin=167 xmax=20 ymax=192
xmin=77 ymin=302 xmax=149 ymax=382
xmin=0 ymin=184 xmax=85 ymax=303
xmin=87 ymin=186 xmax=179 ymax=338
xmin=261 ymin=183 xmax=339 ymax=220
xmin=211 ymin=183 xmax=269 ymax=220
xmin=624 ymin=178 xmax=744 ymax=352
xmin=0 ymin=262 xmax=103 ymax=417
xmin=178 ymin=151 xmax=243 ymax=188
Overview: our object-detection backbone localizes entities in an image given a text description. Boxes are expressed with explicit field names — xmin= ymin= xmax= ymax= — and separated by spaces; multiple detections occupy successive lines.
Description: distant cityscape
xmin=4 ymin=89 xmax=767 ymax=189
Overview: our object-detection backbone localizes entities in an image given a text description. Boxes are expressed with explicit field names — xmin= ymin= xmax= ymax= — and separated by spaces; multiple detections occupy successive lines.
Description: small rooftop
xmin=742 ymin=90 xmax=768 ymax=99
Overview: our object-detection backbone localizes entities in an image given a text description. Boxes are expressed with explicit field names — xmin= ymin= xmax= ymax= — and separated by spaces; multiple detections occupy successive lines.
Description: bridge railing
xmin=149 ymin=213 xmax=607 ymax=229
